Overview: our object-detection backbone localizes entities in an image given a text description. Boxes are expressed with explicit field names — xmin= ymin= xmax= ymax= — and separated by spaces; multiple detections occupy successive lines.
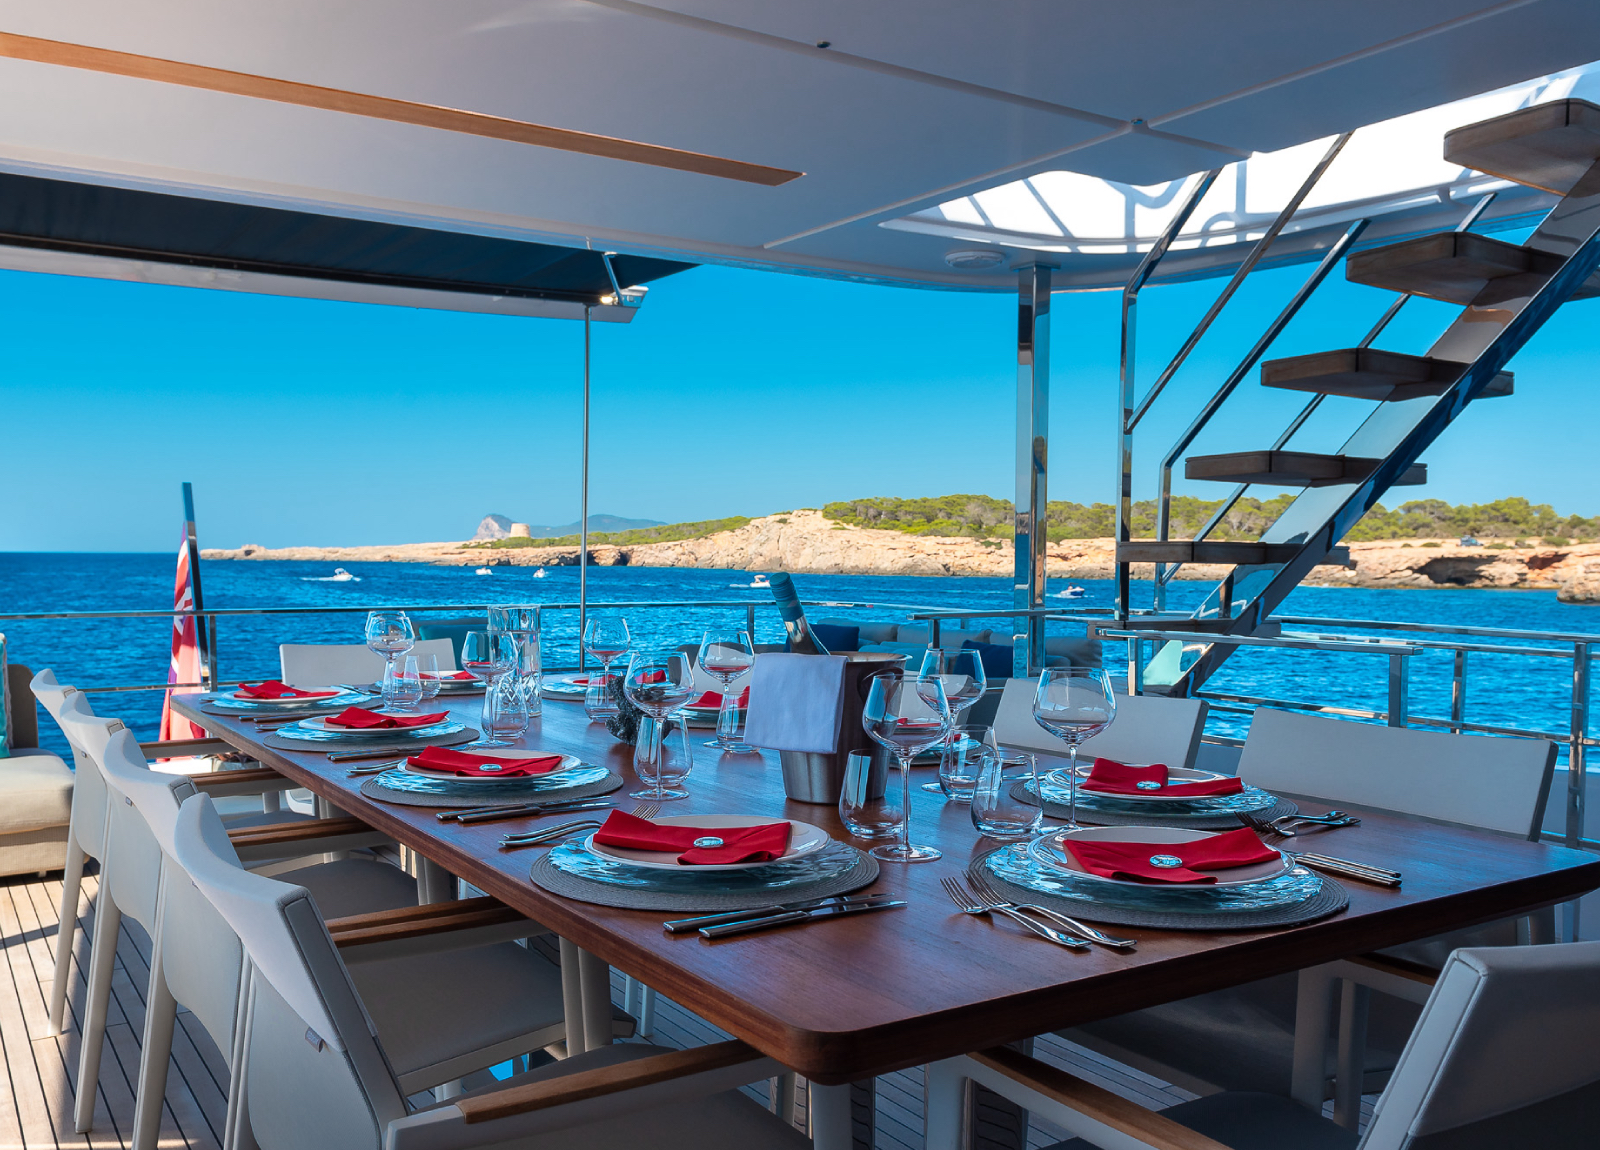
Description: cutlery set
xmin=664 ymin=894 xmax=907 ymax=939
xmin=499 ymin=802 xmax=660 ymax=850
xmin=1239 ymin=811 xmax=1402 ymax=886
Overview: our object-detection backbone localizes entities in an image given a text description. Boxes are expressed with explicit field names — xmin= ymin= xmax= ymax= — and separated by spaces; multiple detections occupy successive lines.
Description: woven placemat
xmin=971 ymin=851 xmax=1347 ymax=931
xmin=1011 ymin=781 xmax=1298 ymax=830
xmin=264 ymin=727 xmax=480 ymax=753
xmin=529 ymin=849 xmax=881 ymax=912
xmin=359 ymin=768 xmax=625 ymax=809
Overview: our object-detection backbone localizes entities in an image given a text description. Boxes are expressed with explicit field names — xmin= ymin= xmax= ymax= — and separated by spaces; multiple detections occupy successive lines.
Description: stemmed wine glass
xmin=861 ymin=674 xmax=952 ymax=862
xmin=364 ymin=611 xmax=415 ymax=707
xmin=697 ymin=629 xmax=756 ymax=754
xmin=623 ymin=650 xmax=696 ymax=800
xmin=915 ymin=648 xmax=987 ymax=793
xmin=582 ymin=616 xmax=632 ymax=718
xmin=461 ymin=630 xmax=519 ymax=747
xmin=1032 ymin=666 xmax=1117 ymax=828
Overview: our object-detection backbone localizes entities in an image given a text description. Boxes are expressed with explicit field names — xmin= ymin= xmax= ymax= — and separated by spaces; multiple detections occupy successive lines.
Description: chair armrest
xmin=1348 ymin=952 xmax=1440 ymax=986
xmin=226 ymin=816 xmax=392 ymax=863
xmin=327 ymin=896 xmax=540 ymax=961
xmin=192 ymin=766 xmax=296 ymax=797
xmin=1330 ymin=952 xmax=1440 ymax=1005
xmin=456 ymin=1040 xmax=766 ymax=1124
xmin=140 ymin=737 xmax=232 ymax=756
xmin=958 ymin=1047 xmax=1231 ymax=1150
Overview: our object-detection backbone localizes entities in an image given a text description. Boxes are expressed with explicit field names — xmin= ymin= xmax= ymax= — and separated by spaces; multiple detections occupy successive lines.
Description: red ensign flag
xmin=159 ymin=532 xmax=204 ymax=740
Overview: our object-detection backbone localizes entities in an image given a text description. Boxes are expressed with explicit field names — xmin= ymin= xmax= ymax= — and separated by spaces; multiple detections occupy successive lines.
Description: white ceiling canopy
xmin=0 ymin=1 xmax=1594 ymax=297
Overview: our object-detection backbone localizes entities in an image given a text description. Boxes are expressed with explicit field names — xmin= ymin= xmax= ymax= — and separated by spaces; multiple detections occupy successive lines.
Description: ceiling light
xmin=944 ymin=248 xmax=1006 ymax=270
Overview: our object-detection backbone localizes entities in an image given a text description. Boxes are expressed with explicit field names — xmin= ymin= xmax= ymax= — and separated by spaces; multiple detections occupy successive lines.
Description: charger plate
xmin=263 ymin=726 xmax=478 ymax=753
xmin=585 ymin=814 xmax=831 ymax=872
xmin=359 ymin=763 xmax=623 ymax=808
xmin=530 ymin=839 xmax=880 ymax=912
xmin=400 ymin=750 xmax=584 ymax=786
xmin=1013 ymin=778 xmax=1297 ymax=830
xmin=973 ymin=844 xmax=1347 ymax=931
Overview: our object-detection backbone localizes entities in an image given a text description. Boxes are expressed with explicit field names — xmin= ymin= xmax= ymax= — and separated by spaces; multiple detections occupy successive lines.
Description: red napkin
xmin=1062 ymin=827 xmax=1279 ymax=884
xmin=406 ymin=746 xmax=563 ymax=778
xmin=421 ymin=671 xmax=476 ymax=681
xmin=1081 ymin=758 xmax=1244 ymax=797
xmin=689 ymin=688 xmax=750 ymax=709
xmin=593 ymin=810 xmax=793 ymax=866
xmin=234 ymin=680 xmax=338 ymax=700
xmin=325 ymin=706 xmax=449 ymax=730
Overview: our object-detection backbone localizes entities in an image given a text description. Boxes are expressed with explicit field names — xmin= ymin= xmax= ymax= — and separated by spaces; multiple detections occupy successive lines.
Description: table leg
xmin=559 ymin=938 xmax=587 ymax=1057
xmin=1333 ymin=981 xmax=1370 ymax=1129
xmin=808 ymin=1081 xmax=874 ymax=1150
xmin=1291 ymin=966 xmax=1337 ymax=1111
xmin=417 ymin=857 xmax=457 ymax=904
xmin=579 ymin=947 xmax=613 ymax=1050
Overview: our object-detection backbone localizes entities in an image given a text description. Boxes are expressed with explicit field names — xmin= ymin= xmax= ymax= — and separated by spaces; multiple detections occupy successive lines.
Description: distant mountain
xmin=473 ymin=513 xmax=663 ymax=541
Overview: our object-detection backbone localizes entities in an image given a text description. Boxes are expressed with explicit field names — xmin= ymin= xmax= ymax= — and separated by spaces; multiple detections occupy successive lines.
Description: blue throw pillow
xmin=963 ymin=639 xmax=1013 ymax=681
xmin=787 ymin=621 xmax=860 ymax=653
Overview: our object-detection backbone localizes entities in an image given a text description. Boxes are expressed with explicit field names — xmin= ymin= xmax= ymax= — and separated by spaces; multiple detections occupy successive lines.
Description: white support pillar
xmin=1013 ymin=263 xmax=1053 ymax=677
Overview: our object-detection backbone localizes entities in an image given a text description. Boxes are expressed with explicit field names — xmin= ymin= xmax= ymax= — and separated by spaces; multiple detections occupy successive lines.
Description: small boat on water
xmin=1051 ymin=585 xmax=1085 ymax=599
xmin=302 ymin=567 xmax=361 ymax=583
xmin=475 ymin=567 xmax=494 ymax=576
xmin=533 ymin=568 xmax=548 ymax=578
xmin=732 ymin=574 xmax=772 ymax=590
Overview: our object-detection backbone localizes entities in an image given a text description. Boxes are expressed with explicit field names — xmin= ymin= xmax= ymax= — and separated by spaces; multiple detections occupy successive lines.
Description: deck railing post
xmin=1569 ymin=641 xmax=1590 ymax=847
xmin=1387 ymin=652 xmax=1409 ymax=728
xmin=1450 ymin=648 xmax=1467 ymax=733
xmin=1013 ymin=262 xmax=1053 ymax=678
xmin=745 ymin=604 xmax=756 ymax=641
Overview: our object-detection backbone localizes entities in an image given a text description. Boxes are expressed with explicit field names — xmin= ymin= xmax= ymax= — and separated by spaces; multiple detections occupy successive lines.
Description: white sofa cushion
xmin=0 ymin=748 xmax=73 ymax=832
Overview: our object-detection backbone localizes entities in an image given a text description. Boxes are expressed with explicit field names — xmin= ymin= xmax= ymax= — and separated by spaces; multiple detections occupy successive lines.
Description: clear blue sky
xmin=2 ymin=251 xmax=1595 ymax=553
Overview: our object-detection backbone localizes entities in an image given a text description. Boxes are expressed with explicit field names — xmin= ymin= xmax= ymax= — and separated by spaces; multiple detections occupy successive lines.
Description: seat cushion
xmin=963 ymin=641 xmax=1014 ymax=682
xmin=0 ymin=748 xmax=73 ymax=832
xmin=1044 ymin=1092 xmax=1357 ymax=1150
xmin=278 ymin=857 xmax=419 ymax=920
xmin=809 ymin=622 xmax=861 ymax=652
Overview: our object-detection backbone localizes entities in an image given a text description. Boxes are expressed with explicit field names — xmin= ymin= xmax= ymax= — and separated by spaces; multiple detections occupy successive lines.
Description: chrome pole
xmin=1014 ymin=263 xmax=1053 ymax=677
xmin=1387 ymin=652 xmax=1409 ymax=728
xmin=1451 ymin=648 xmax=1468 ymax=734
xmin=578 ymin=307 xmax=591 ymax=671
xmin=1569 ymin=641 xmax=1589 ymax=847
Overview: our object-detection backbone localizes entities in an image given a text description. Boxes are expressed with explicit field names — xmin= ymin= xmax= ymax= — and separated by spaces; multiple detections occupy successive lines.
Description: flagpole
xmin=181 ymin=482 xmax=213 ymax=689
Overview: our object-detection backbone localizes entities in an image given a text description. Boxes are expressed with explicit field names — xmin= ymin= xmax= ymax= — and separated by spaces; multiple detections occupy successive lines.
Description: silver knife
xmin=448 ymin=799 xmax=613 ymax=824
xmin=663 ymin=893 xmax=895 ymax=934
xmin=699 ymin=898 xmax=907 ymax=939
xmin=1292 ymin=853 xmax=1402 ymax=887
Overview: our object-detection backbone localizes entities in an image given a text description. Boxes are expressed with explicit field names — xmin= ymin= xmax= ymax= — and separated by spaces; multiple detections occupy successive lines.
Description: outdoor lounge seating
xmin=810 ymin=617 xmax=1102 ymax=678
xmin=0 ymin=663 xmax=74 ymax=877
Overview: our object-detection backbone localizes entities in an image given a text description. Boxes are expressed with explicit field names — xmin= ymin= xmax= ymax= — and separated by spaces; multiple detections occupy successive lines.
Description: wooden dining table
xmin=173 ymin=690 xmax=1600 ymax=1147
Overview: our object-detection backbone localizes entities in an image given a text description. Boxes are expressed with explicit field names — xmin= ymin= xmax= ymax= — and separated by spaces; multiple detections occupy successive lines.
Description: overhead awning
xmin=0 ymin=171 xmax=696 ymax=320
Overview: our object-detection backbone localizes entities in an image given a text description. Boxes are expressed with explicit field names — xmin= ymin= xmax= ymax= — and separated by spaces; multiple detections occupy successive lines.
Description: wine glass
xmin=364 ymin=610 xmax=414 ymax=706
xmin=915 ymin=648 xmax=987 ymax=793
xmin=583 ymin=616 xmax=631 ymax=717
xmin=697 ymin=629 xmax=756 ymax=754
xmin=623 ymin=650 xmax=696 ymax=800
xmin=1032 ymin=667 xmax=1117 ymax=828
xmin=861 ymin=674 xmax=951 ymax=862
xmin=461 ymin=630 xmax=518 ymax=747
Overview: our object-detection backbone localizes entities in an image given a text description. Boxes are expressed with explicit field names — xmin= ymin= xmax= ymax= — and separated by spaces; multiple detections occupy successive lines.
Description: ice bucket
xmin=778 ymin=650 xmax=904 ymax=803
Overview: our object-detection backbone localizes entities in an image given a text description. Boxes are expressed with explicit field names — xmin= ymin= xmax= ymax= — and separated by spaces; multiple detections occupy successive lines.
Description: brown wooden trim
xmin=970 ymin=1047 xmax=1230 ymax=1150
xmin=0 ymin=32 xmax=802 ymax=187
xmin=326 ymin=896 xmax=529 ymax=947
xmin=1348 ymin=952 xmax=1441 ymax=987
xmin=456 ymin=1039 xmax=763 ymax=1124
xmin=191 ymin=767 xmax=289 ymax=791
xmin=139 ymin=737 xmax=230 ymax=755
xmin=225 ymin=815 xmax=369 ymax=847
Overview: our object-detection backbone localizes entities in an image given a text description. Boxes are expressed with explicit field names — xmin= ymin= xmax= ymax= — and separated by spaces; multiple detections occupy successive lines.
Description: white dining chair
xmin=279 ymin=638 xmax=457 ymax=688
xmin=990 ymin=678 xmax=1210 ymax=771
xmin=171 ymin=792 xmax=695 ymax=1150
xmin=928 ymin=940 xmax=1600 ymax=1150
xmin=1057 ymin=710 xmax=1557 ymax=1124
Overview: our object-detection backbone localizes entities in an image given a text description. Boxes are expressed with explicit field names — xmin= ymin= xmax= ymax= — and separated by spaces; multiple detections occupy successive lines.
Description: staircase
xmin=1117 ymin=98 xmax=1600 ymax=696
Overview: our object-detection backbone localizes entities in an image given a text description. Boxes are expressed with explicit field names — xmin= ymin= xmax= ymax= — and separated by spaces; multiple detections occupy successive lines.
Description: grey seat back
xmin=279 ymin=639 xmax=457 ymax=689
xmin=173 ymin=793 xmax=407 ymax=1149
xmin=992 ymin=678 xmax=1210 ymax=771
xmin=1360 ymin=941 xmax=1600 ymax=1149
xmin=32 ymin=672 xmax=110 ymax=860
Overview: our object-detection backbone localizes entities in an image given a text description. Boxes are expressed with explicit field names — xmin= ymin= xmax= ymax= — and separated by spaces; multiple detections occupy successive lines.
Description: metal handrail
xmin=1274 ymin=615 xmax=1600 ymax=645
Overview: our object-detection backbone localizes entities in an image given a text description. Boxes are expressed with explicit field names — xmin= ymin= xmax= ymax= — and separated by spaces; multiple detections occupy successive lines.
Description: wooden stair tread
xmin=1444 ymin=98 xmax=1600 ymax=195
xmin=1117 ymin=541 xmax=1351 ymax=567
xmin=1184 ymin=451 xmax=1426 ymax=488
xmin=1346 ymin=232 xmax=1559 ymax=304
xmin=1260 ymin=348 xmax=1513 ymax=401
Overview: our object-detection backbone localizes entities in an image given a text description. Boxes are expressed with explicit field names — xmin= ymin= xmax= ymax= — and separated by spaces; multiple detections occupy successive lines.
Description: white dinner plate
xmin=293 ymin=714 xmax=455 ymax=739
xmin=1049 ymin=763 xmax=1234 ymax=803
xmin=401 ymin=750 xmax=583 ymax=785
xmin=584 ymin=814 xmax=832 ymax=872
xmin=541 ymin=672 xmax=607 ymax=699
xmin=1030 ymin=825 xmax=1293 ymax=888
xmin=229 ymin=688 xmax=344 ymax=706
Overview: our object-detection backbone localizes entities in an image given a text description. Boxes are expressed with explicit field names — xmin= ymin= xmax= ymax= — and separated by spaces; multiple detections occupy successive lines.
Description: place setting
xmin=351 ymin=743 xmax=625 ymax=809
xmin=195 ymin=678 xmax=372 ymax=719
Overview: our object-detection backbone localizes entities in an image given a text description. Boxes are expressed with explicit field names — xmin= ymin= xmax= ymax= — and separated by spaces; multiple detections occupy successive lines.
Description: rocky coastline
xmin=202 ymin=508 xmax=1600 ymax=601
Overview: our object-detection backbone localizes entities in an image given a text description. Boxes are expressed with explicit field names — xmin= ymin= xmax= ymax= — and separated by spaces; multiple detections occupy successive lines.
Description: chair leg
xmin=622 ymin=974 xmax=638 ymax=1016
xmin=1290 ymin=965 xmax=1338 ymax=1111
xmin=578 ymin=948 xmax=612 ymax=1050
xmin=49 ymin=840 xmax=86 ymax=1035
xmin=637 ymin=985 xmax=657 ymax=1038
xmin=132 ymin=930 xmax=177 ymax=1150
xmin=74 ymin=892 xmax=121 ymax=1131
xmin=1333 ymin=980 xmax=1370 ymax=1130
xmin=558 ymin=937 xmax=586 ymax=1057
xmin=225 ymin=967 xmax=258 ymax=1150
xmin=770 ymin=1071 xmax=798 ymax=1124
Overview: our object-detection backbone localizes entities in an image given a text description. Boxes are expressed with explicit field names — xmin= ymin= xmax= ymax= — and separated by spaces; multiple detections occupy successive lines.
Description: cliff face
xmin=200 ymin=509 xmax=1600 ymax=597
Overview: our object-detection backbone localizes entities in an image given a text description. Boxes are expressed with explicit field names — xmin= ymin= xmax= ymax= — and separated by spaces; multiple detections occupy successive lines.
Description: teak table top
xmin=175 ymin=693 xmax=1600 ymax=1084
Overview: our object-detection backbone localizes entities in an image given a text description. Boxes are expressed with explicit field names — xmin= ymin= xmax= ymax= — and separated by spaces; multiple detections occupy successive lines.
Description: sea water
xmin=4 ymin=552 xmax=1596 ymax=758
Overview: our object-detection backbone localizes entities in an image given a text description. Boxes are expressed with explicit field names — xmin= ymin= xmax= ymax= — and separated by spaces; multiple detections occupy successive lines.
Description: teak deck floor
xmin=0 ymin=865 xmax=1367 ymax=1150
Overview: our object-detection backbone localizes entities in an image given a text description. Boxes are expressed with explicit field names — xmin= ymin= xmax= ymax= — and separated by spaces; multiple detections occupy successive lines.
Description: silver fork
xmin=966 ymin=870 xmax=1137 ymax=950
xmin=1241 ymin=810 xmax=1358 ymax=838
xmin=499 ymin=802 xmax=660 ymax=850
xmin=1241 ymin=815 xmax=1402 ymax=885
xmin=939 ymin=876 xmax=1089 ymax=950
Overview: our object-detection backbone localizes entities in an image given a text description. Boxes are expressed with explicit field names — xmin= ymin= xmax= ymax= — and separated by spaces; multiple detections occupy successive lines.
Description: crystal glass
xmin=839 ymin=750 xmax=902 ymax=840
xmin=697 ymin=629 xmax=756 ymax=754
xmin=935 ymin=724 xmax=991 ymax=802
xmin=861 ymin=674 xmax=951 ymax=862
xmin=461 ymin=630 xmax=519 ymax=746
xmin=1032 ymin=666 xmax=1117 ymax=828
xmin=491 ymin=605 xmax=543 ymax=718
xmin=364 ymin=610 xmax=415 ymax=707
xmin=916 ymin=648 xmax=987 ymax=792
xmin=582 ymin=616 xmax=631 ymax=718
xmin=634 ymin=717 xmax=693 ymax=801
xmin=624 ymin=650 xmax=696 ymax=800
xmin=482 ymin=674 xmax=531 ymax=742
xmin=971 ymin=746 xmax=1043 ymax=840
xmin=415 ymin=652 xmax=441 ymax=704
xmin=386 ymin=655 xmax=424 ymax=713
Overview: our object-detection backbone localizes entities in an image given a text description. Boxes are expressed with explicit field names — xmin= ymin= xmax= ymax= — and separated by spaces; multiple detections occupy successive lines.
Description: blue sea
xmin=4 ymin=552 xmax=1597 ymax=760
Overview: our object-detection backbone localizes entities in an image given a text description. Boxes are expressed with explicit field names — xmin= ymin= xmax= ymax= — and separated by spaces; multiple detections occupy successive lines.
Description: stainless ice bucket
xmin=778 ymin=650 xmax=904 ymax=804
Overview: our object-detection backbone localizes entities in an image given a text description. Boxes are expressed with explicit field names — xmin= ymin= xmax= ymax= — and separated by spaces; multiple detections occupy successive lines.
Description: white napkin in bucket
xmin=741 ymin=653 xmax=848 ymax=754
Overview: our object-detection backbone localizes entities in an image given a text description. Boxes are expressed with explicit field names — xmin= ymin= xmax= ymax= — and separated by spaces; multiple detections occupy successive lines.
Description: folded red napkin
xmin=689 ymin=688 xmax=750 ymax=709
xmin=1062 ymin=827 xmax=1279 ymax=884
xmin=593 ymin=810 xmax=793 ymax=866
xmin=1081 ymin=758 xmax=1244 ymax=797
xmin=234 ymin=680 xmax=338 ymax=700
xmin=406 ymin=746 xmax=563 ymax=778
xmin=421 ymin=671 xmax=476 ymax=681
xmin=325 ymin=706 xmax=449 ymax=730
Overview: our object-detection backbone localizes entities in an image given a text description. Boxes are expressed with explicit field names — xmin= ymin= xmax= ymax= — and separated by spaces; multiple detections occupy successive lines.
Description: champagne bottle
xmin=767 ymin=572 xmax=830 ymax=655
